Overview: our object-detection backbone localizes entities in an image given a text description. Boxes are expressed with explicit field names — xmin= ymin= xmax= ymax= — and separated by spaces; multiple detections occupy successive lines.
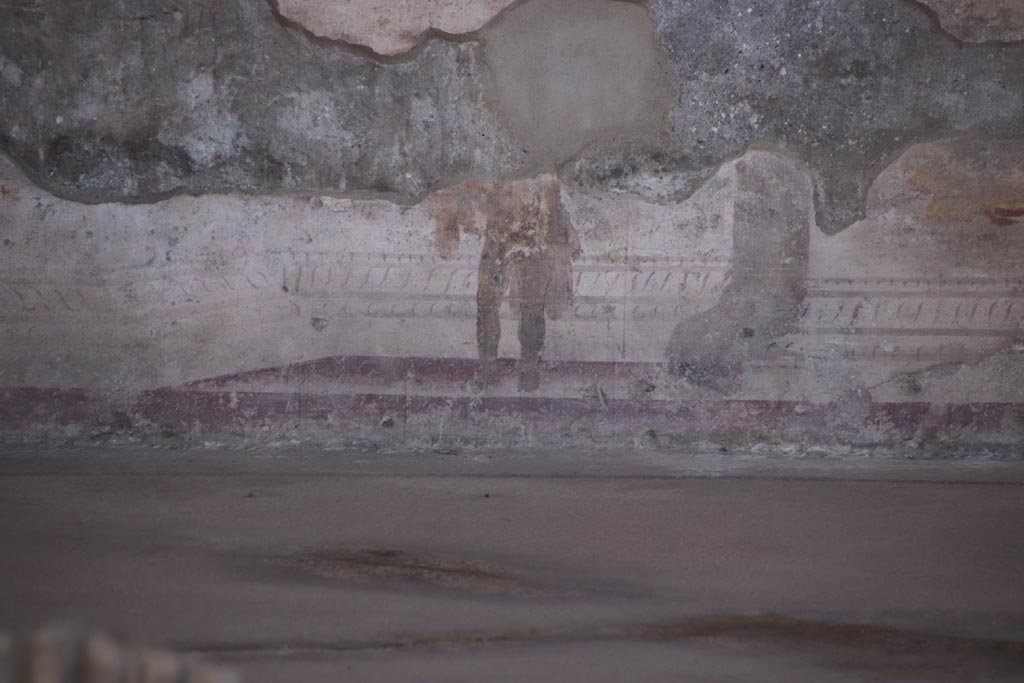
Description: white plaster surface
xmin=0 ymin=153 xmax=739 ymax=390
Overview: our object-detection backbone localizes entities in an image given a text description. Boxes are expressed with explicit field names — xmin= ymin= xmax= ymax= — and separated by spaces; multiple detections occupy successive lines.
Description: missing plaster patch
xmin=914 ymin=0 xmax=1024 ymax=44
xmin=481 ymin=0 xmax=672 ymax=166
xmin=274 ymin=0 xmax=518 ymax=55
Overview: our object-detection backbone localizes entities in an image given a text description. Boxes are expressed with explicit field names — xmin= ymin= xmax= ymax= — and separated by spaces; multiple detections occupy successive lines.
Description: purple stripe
xmin=185 ymin=356 xmax=667 ymax=389
xmin=3 ymin=383 xmax=1020 ymax=442
xmin=0 ymin=387 xmax=93 ymax=426
xmin=807 ymin=327 xmax=1022 ymax=337
xmin=128 ymin=388 xmax=1023 ymax=440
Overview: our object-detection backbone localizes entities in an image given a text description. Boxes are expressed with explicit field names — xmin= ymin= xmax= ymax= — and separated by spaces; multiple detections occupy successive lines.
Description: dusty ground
xmin=1 ymin=446 xmax=1023 ymax=681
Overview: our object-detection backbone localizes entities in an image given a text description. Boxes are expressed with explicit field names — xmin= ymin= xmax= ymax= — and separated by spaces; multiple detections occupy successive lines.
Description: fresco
xmin=1 ymin=0 xmax=1022 ymax=448
xmin=1 ymin=138 xmax=1021 ymax=447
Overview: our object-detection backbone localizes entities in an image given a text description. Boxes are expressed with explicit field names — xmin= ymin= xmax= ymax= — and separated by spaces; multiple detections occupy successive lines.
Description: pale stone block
xmin=919 ymin=0 xmax=1024 ymax=43
xmin=276 ymin=0 xmax=517 ymax=55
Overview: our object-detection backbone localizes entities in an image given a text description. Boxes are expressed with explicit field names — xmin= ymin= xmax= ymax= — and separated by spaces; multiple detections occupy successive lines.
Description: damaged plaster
xmin=0 ymin=0 xmax=525 ymax=201
xmin=578 ymin=0 xmax=1024 ymax=234
xmin=917 ymin=0 xmax=1024 ymax=44
xmin=2 ymin=136 xmax=1021 ymax=446
xmin=802 ymin=138 xmax=1024 ymax=408
xmin=0 ymin=0 xmax=1022 ymax=234
xmin=666 ymin=152 xmax=810 ymax=390
xmin=1 ymin=0 xmax=1023 ymax=447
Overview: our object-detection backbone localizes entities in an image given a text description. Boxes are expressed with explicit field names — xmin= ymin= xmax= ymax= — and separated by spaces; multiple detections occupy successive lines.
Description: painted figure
xmin=425 ymin=174 xmax=581 ymax=391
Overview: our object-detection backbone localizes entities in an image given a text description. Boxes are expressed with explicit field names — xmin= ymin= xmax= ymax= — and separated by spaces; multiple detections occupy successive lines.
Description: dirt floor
xmin=1 ymin=445 xmax=1023 ymax=682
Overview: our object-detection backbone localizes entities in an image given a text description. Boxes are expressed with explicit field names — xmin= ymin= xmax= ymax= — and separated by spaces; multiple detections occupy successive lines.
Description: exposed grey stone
xmin=568 ymin=0 xmax=1024 ymax=233
xmin=0 ymin=0 xmax=525 ymax=203
xmin=1 ymin=0 xmax=1022 ymax=235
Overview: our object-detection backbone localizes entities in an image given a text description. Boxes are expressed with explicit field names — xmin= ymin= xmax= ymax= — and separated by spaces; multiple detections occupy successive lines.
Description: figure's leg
xmin=475 ymin=241 xmax=504 ymax=386
xmin=517 ymin=301 xmax=545 ymax=392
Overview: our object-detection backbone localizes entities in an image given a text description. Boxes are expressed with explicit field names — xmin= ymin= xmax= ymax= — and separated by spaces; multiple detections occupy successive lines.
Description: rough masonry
xmin=2 ymin=0 xmax=1022 ymax=232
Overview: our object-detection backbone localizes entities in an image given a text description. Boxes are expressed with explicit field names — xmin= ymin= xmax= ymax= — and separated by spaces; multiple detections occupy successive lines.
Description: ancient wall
xmin=1 ymin=0 xmax=1022 ymax=451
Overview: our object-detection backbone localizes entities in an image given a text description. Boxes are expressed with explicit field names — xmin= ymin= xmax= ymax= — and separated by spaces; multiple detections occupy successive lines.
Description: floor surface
xmin=1 ymin=446 xmax=1023 ymax=681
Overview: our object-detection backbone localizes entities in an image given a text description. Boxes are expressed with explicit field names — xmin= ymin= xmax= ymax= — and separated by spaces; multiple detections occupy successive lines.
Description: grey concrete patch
xmin=480 ymin=0 xmax=672 ymax=167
